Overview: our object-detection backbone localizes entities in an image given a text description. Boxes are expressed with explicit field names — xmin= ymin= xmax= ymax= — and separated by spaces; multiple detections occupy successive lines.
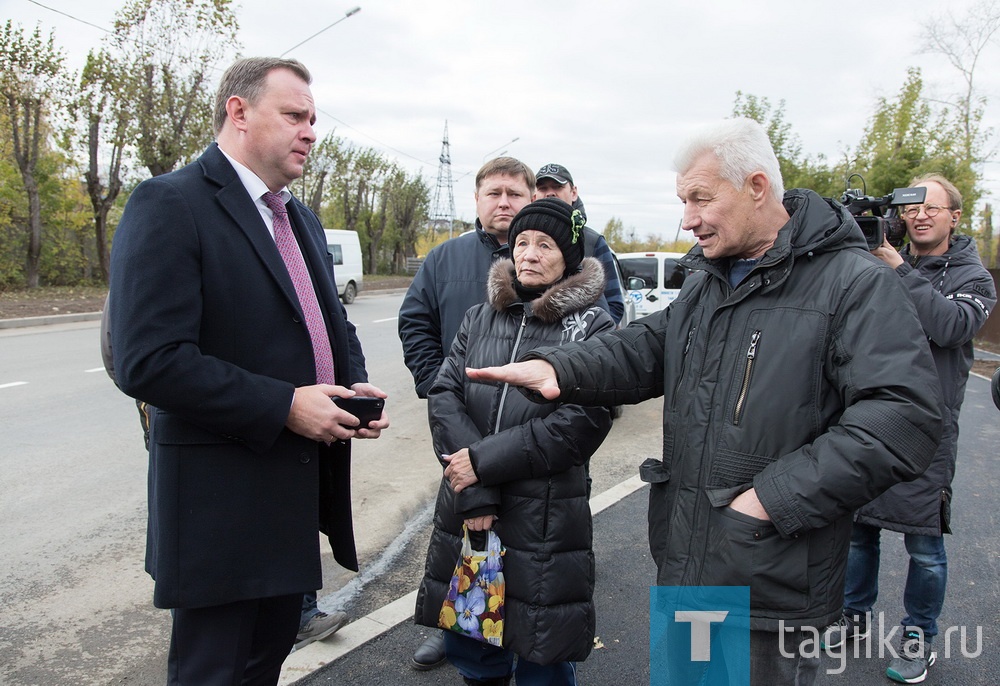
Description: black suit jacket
xmin=110 ymin=143 xmax=367 ymax=608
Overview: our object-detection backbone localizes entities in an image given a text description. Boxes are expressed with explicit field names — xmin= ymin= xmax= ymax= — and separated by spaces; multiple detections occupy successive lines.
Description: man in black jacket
xmin=399 ymin=157 xmax=535 ymax=400
xmin=534 ymin=163 xmax=625 ymax=324
xmin=466 ymin=118 xmax=943 ymax=685
xmin=825 ymin=173 xmax=995 ymax=683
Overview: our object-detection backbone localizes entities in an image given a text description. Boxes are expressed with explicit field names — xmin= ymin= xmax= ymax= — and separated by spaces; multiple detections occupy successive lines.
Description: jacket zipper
xmin=493 ymin=313 xmax=529 ymax=434
xmin=494 ymin=310 xmax=552 ymax=542
xmin=670 ymin=326 xmax=697 ymax=411
xmin=541 ymin=479 xmax=552 ymax=540
xmin=733 ymin=330 xmax=761 ymax=426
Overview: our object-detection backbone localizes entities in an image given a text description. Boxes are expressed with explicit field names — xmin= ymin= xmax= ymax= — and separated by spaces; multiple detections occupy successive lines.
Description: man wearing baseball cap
xmin=534 ymin=163 xmax=625 ymax=324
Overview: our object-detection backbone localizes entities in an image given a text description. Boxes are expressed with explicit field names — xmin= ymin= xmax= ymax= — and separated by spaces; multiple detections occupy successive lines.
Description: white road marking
xmin=372 ymin=317 xmax=398 ymax=324
xmin=84 ymin=367 xmax=106 ymax=373
xmin=0 ymin=381 xmax=28 ymax=389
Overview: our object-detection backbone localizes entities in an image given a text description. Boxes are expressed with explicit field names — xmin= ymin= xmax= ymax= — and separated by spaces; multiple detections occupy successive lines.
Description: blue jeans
xmin=844 ymin=522 xmax=947 ymax=638
xmin=299 ymin=591 xmax=319 ymax=631
xmin=443 ymin=631 xmax=577 ymax=685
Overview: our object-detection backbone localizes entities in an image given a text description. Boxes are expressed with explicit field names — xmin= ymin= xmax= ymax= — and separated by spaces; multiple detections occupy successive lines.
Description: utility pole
xmin=429 ymin=121 xmax=456 ymax=238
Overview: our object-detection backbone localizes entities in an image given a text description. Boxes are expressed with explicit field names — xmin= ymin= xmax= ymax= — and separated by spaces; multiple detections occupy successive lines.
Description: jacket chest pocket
xmin=724 ymin=309 xmax=827 ymax=435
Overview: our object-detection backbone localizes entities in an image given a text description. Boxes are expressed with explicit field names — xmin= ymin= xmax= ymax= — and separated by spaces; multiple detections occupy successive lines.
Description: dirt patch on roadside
xmin=971 ymin=359 xmax=999 ymax=378
xmin=0 ymin=276 xmax=414 ymax=320
xmin=0 ymin=287 xmax=108 ymax=319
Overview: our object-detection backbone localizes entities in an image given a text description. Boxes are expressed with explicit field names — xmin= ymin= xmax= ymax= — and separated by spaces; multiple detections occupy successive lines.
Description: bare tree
xmin=919 ymin=0 xmax=1000 ymax=261
xmin=111 ymin=0 xmax=240 ymax=177
xmin=920 ymin=0 xmax=1000 ymax=158
xmin=71 ymin=49 xmax=130 ymax=283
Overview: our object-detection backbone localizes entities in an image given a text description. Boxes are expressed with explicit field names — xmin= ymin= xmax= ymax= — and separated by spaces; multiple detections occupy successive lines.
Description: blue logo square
xmin=650 ymin=586 xmax=750 ymax=686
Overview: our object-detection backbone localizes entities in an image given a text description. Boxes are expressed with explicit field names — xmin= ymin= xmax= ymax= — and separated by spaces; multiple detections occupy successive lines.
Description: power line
xmin=25 ymin=0 xmax=112 ymax=34
xmin=317 ymin=107 xmax=434 ymax=168
xmin=22 ymin=0 xmax=435 ymax=173
xmin=280 ymin=6 xmax=361 ymax=57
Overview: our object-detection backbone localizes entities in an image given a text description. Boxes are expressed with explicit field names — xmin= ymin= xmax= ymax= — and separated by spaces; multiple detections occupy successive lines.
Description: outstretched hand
xmin=466 ymin=360 xmax=561 ymax=400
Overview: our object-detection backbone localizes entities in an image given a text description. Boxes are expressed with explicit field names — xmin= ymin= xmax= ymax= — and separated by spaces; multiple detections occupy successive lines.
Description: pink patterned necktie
xmin=262 ymin=192 xmax=335 ymax=385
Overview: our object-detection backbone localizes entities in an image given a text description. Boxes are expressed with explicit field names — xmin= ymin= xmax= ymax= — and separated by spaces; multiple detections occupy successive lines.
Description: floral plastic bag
xmin=438 ymin=524 xmax=506 ymax=646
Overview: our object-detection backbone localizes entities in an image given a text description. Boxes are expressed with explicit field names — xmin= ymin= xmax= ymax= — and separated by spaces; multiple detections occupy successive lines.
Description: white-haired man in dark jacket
xmin=467 ymin=118 xmax=944 ymax=685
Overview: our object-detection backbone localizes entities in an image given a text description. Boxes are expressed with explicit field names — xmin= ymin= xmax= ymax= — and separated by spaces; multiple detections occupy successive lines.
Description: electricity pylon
xmin=429 ymin=121 xmax=456 ymax=238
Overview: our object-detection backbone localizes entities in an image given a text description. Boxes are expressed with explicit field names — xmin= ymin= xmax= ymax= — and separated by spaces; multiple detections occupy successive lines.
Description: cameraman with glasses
xmin=825 ymin=173 xmax=996 ymax=683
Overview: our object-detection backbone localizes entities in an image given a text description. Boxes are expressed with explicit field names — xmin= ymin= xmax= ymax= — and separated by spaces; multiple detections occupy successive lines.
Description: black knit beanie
xmin=507 ymin=198 xmax=586 ymax=274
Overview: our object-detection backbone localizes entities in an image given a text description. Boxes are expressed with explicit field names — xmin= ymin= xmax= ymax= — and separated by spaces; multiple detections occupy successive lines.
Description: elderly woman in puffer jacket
xmin=413 ymin=197 xmax=614 ymax=686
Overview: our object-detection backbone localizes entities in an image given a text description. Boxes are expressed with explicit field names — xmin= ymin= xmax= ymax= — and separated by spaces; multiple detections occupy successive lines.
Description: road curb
xmin=0 ymin=289 xmax=411 ymax=331
xmin=0 ymin=311 xmax=103 ymax=329
xmin=277 ymin=476 xmax=650 ymax=685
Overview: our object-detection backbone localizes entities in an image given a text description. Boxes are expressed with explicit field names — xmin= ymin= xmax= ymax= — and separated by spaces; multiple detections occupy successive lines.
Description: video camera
xmin=839 ymin=174 xmax=926 ymax=250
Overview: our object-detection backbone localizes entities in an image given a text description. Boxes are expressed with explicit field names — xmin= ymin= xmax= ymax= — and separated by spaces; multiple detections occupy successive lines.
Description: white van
xmin=616 ymin=251 xmax=690 ymax=318
xmin=324 ymin=229 xmax=364 ymax=304
xmin=608 ymin=251 xmax=637 ymax=327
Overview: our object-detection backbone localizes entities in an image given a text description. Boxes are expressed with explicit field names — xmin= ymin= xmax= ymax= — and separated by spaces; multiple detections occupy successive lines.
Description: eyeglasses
xmin=901 ymin=204 xmax=952 ymax=219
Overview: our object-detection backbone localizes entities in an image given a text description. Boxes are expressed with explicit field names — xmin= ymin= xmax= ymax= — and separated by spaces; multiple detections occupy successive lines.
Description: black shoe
xmin=412 ymin=632 xmax=447 ymax=671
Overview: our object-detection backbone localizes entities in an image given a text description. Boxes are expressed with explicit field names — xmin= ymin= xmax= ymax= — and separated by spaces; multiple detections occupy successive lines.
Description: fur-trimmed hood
xmin=486 ymin=256 xmax=606 ymax=323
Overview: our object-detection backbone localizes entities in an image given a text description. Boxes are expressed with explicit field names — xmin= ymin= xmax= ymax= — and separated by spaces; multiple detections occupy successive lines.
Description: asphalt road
xmin=3 ymin=297 xmax=996 ymax=685
xmin=0 ymin=292 xmax=664 ymax=685
xmin=291 ymin=370 xmax=1000 ymax=685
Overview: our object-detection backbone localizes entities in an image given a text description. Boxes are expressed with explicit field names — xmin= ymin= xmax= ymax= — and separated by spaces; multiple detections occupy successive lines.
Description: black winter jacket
xmin=856 ymin=234 xmax=995 ymax=535
xmin=399 ymin=224 xmax=508 ymax=398
xmin=524 ymin=190 xmax=943 ymax=631
xmin=414 ymin=258 xmax=614 ymax=664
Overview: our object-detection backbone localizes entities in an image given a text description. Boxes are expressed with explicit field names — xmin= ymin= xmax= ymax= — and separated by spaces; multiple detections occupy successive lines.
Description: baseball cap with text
xmin=535 ymin=163 xmax=574 ymax=186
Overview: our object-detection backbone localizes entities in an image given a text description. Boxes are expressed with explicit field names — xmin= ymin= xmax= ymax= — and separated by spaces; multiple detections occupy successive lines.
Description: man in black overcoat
xmin=109 ymin=57 xmax=388 ymax=685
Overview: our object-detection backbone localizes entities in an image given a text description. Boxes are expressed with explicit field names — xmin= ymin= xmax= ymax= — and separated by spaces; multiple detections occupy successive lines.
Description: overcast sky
xmin=5 ymin=0 xmax=1000 ymax=239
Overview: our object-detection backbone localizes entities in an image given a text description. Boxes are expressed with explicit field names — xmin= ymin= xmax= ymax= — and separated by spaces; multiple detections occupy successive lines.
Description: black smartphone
xmin=332 ymin=396 xmax=384 ymax=428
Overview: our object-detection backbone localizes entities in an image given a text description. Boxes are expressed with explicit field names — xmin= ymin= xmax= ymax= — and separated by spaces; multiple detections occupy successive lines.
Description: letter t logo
xmin=675 ymin=611 xmax=729 ymax=661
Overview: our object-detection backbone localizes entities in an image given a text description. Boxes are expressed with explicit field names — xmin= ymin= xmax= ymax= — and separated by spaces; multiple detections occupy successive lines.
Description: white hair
xmin=673 ymin=118 xmax=784 ymax=202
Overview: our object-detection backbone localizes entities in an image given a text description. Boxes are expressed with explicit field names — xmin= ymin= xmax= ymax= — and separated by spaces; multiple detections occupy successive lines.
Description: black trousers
xmin=167 ymin=593 xmax=302 ymax=686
